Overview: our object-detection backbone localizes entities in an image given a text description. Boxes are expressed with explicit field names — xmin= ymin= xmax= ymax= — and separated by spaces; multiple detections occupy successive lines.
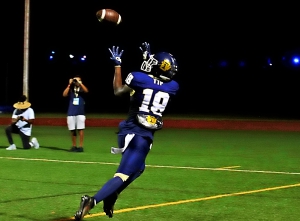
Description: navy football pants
xmin=116 ymin=134 xmax=152 ymax=177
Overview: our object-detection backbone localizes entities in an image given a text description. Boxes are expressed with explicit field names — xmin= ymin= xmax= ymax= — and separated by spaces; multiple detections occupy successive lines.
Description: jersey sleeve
xmin=12 ymin=109 xmax=17 ymax=119
xmin=28 ymin=108 xmax=35 ymax=119
xmin=124 ymin=72 xmax=145 ymax=89
xmin=168 ymin=81 xmax=179 ymax=96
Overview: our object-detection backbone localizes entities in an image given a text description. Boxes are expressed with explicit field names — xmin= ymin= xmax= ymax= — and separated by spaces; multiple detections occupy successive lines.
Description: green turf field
xmin=1 ymin=125 xmax=300 ymax=221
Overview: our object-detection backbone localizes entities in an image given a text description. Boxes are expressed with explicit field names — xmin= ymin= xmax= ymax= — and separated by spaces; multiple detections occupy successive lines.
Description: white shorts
xmin=67 ymin=115 xmax=86 ymax=130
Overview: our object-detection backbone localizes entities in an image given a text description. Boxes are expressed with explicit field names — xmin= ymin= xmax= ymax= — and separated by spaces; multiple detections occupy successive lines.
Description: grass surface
xmin=0 ymin=125 xmax=300 ymax=221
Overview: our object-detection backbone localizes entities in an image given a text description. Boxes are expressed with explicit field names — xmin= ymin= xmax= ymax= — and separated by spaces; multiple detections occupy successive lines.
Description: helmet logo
xmin=159 ymin=59 xmax=171 ymax=71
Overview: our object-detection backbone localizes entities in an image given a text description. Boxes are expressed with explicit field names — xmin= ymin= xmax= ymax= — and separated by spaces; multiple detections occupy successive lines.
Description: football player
xmin=74 ymin=42 xmax=179 ymax=220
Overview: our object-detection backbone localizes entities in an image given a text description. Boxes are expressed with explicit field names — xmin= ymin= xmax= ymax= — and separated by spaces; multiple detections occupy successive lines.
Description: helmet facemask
xmin=141 ymin=52 xmax=178 ymax=81
xmin=141 ymin=54 xmax=158 ymax=73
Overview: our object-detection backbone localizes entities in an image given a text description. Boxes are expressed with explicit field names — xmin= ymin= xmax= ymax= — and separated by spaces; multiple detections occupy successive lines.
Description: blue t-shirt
xmin=67 ymin=87 xmax=86 ymax=116
xmin=118 ymin=71 xmax=179 ymax=140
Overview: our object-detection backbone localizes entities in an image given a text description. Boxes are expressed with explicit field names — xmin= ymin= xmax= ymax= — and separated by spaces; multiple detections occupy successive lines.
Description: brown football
xmin=96 ymin=9 xmax=122 ymax=25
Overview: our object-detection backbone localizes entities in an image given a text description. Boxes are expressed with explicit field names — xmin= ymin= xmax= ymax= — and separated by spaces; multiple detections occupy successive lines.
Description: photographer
xmin=5 ymin=95 xmax=39 ymax=150
xmin=63 ymin=75 xmax=89 ymax=152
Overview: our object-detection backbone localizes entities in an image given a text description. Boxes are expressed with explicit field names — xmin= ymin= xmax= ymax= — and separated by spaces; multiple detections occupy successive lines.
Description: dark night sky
xmin=3 ymin=1 xmax=300 ymax=119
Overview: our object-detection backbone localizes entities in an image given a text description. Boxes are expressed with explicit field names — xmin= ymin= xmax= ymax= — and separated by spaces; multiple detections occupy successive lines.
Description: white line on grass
xmin=55 ymin=182 xmax=300 ymax=221
xmin=219 ymin=165 xmax=241 ymax=169
xmin=1 ymin=156 xmax=300 ymax=175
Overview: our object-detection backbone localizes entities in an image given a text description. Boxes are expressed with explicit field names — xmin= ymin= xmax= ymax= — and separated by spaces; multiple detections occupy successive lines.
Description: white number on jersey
xmin=153 ymin=78 xmax=163 ymax=85
xmin=125 ymin=73 xmax=134 ymax=85
xmin=139 ymin=89 xmax=170 ymax=116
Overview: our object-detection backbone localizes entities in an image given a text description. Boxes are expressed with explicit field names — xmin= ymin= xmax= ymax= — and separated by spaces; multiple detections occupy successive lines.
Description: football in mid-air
xmin=96 ymin=9 xmax=121 ymax=25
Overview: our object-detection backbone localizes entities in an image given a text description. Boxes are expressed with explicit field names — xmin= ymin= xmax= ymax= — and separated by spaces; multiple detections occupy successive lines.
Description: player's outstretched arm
xmin=108 ymin=46 xmax=131 ymax=96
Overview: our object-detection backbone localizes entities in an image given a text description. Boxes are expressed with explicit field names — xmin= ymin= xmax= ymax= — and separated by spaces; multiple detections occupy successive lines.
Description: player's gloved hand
xmin=108 ymin=46 xmax=124 ymax=66
xmin=139 ymin=42 xmax=151 ymax=60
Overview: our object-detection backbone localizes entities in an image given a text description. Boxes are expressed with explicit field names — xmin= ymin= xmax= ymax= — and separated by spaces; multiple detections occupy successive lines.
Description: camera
xmin=19 ymin=116 xmax=24 ymax=120
xmin=72 ymin=79 xmax=78 ymax=84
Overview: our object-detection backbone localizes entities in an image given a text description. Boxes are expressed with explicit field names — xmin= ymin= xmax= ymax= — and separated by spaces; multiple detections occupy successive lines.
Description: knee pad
xmin=114 ymin=173 xmax=129 ymax=182
xmin=71 ymin=130 xmax=77 ymax=136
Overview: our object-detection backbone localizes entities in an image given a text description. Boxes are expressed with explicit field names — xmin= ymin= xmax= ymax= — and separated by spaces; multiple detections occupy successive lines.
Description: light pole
xmin=23 ymin=0 xmax=30 ymax=98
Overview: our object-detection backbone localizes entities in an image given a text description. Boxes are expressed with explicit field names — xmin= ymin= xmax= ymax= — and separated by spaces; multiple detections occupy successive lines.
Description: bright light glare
xmin=293 ymin=57 xmax=299 ymax=64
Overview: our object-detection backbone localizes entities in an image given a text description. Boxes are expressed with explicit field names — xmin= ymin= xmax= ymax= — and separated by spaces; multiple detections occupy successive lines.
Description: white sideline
xmin=0 ymin=156 xmax=300 ymax=175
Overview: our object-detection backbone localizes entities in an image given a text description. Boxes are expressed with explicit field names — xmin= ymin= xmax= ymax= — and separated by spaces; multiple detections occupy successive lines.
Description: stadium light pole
xmin=23 ymin=0 xmax=30 ymax=98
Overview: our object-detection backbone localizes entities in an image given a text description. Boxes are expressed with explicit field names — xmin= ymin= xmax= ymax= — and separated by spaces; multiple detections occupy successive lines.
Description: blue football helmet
xmin=141 ymin=52 xmax=178 ymax=81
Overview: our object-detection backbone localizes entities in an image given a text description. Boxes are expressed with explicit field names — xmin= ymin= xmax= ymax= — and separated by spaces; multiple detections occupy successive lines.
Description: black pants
xmin=5 ymin=124 xmax=31 ymax=149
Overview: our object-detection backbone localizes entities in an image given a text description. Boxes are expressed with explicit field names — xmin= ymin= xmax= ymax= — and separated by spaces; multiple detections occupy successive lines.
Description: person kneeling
xmin=5 ymin=95 xmax=39 ymax=150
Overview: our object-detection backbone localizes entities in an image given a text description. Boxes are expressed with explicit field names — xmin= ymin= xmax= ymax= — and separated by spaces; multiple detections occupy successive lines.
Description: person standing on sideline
xmin=74 ymin=42 xmax=179 ymax=220
xmin=5 ymin=95 xmax=39 ymax=150
xmin=63 ymin=75 xmax=89 ymax=152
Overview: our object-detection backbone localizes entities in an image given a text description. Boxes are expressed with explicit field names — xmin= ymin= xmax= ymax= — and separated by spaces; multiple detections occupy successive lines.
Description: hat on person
xmin=13 ymin=95 xmax=31 ymax=109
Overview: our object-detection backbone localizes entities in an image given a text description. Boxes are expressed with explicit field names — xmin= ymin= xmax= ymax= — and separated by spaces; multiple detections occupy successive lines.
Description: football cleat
xmin=74 ymin=195 xmax=95 ymax=221
xmin=103 ymin=192 xmax=118 ymax=218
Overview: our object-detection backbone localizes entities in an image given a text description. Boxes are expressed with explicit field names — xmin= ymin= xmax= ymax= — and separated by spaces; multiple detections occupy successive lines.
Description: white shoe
xmin=6 ymin=144 xmax=16 ymax=150
xmin=31 ymin=137 xmax=39 ymax=149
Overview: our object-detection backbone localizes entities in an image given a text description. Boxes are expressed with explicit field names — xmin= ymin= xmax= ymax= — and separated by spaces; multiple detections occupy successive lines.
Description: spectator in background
xmin=5 ymin=95 xmax=39 ymax=150
xmin=63 ymin=75 xmax=89 ymax=152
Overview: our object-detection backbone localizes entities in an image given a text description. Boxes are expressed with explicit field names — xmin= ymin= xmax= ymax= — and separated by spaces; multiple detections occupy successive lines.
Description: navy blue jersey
xmin=118 ymin=71 xmax=179 ymax=140
xmin=67 ymin=87 xmax=86 ymax=116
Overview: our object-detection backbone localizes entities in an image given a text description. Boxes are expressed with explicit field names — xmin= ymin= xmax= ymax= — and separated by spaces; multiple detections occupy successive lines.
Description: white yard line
xmin=1 ymin=156 xmax=299 ymax=175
